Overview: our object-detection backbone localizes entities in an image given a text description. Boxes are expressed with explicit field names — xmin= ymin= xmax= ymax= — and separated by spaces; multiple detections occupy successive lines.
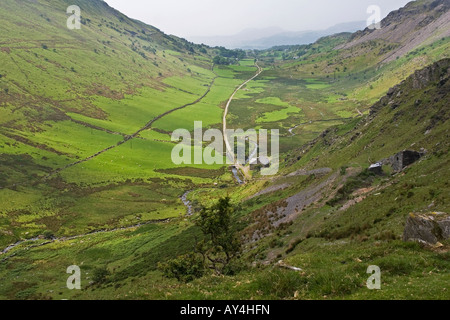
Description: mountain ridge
xmin=189 ymin=21 xmax=367 ymax=49
xmin=337 ymin=0 xmax=450 ymax=62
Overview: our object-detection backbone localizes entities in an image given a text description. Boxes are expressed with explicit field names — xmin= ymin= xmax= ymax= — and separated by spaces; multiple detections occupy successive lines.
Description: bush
xmin=159 ymin=197 xmax=242 ymax=281
xmin=92 ymin=267 xmax=110 ymax=284
xmin=158 ymin=253 xmax=205 ymax=283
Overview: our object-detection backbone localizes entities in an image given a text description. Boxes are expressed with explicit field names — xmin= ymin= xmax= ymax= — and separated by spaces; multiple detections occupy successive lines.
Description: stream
xmin=231 ymin=166 xmax=244 ymax=184
xmin=181 ymin=191 xmax=194 ymax=216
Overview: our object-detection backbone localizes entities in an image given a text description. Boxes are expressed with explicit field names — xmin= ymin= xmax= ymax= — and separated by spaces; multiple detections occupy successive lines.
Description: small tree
xmin=158 ymin=197 xmax=241 ymax=281
xmin=195 ymin=197 xmax=241 ymax=274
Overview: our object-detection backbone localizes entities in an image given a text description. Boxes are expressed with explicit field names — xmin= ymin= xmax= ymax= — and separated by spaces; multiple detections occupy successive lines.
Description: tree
xmin=195 ymin=197 xmax=241 ymax=274
xmin=158 ymin=197 xmax=241 ymax=281
xmin=213 ymin=56 xmax=230 ymax=65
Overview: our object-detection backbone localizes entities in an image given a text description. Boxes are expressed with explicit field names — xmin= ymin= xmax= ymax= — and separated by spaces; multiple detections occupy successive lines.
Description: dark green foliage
xmin=215 ymin=47 xmax=245 ymax=59
xmin=158 ymin=253 xmax=205 ymax=283
xmin=158 ymin=197 xmax=242 ymax=281
xmin=92 ymin=267 xmax=110 ymax=284
xmin=213 ymin=56 xmax=232 ymax=65
xmin=213 ymin=47 xmax=246 ymax=65
xmin=42 ymin=230 xmax=55 ymax=240
xmin=195 ymin=197 xmax=241 ymax=274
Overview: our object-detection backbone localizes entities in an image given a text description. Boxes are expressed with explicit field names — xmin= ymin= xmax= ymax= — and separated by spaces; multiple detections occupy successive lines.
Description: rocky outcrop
xmin=370 ymin=58 xmax=450 ymax=117
xmin=403 ymin=212 xmax=450 ymax=244
xmin=411 ymin=58 xmax=450 ymax=89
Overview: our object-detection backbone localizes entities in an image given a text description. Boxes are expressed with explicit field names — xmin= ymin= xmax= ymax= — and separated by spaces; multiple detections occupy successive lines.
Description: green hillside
xmin=0 ymin=0 xmax=241 ymax=246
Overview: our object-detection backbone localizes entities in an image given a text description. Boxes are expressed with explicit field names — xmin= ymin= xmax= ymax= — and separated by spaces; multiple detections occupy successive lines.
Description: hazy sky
xmin=104 ymin=0 xmax=412 ymax=38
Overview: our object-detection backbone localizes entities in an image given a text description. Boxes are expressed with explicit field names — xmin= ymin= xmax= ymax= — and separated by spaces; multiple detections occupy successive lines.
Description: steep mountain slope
xmin=261 ymin=0 xmax=450 ymax=118
xmin=338 ymin=0 xmax=450 ymax=63
xmin=236 ymin=58 xmax=450 ymax=299
xmin=0 ymin=0 xmax=210 ymax=127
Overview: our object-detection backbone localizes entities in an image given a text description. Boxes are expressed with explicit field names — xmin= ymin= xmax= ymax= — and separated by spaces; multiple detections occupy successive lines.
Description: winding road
xmin=223 ymin=62 xmax=263 ymax=183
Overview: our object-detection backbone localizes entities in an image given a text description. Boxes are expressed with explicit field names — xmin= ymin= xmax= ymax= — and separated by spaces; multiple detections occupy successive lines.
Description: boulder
xmin=403 ymin=212 xmax=450 ymax=244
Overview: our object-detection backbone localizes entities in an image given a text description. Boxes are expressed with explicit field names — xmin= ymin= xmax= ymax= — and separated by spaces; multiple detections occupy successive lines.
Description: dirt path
xmin=223 ymin=62 xmax=263 ymax=183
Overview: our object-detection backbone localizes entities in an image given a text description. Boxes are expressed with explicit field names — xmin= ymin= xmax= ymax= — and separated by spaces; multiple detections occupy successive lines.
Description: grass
xmin=255 ymin=97 xmax=303 ymax=123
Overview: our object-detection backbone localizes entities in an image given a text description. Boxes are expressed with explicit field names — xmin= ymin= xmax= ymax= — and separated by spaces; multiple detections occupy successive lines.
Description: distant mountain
xmin=189 ymin=21 xmax=367 ymax=49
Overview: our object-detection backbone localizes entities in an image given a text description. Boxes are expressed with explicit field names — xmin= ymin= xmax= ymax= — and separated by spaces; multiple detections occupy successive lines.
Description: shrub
xmin=158 ymin=253 xmax=205 ymax=283
xmin=327 ymin=169 xmax=375 ymax=206
xmin=92 ymin=267 xmax=110 ymax=284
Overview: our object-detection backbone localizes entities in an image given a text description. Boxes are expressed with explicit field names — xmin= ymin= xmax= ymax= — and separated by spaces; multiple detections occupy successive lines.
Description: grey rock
xmin=403 ymin=212 xmax=450 ymax=244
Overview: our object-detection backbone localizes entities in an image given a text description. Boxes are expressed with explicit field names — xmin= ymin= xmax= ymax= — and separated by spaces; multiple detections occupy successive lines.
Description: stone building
xmin=368 ymin=162 xmax=383 ymax=175
xmin=389 ymin=150 xmax=423 ymax=172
